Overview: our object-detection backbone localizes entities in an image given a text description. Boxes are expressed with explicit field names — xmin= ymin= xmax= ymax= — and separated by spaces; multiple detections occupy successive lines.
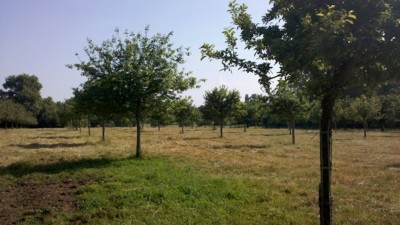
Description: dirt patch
xmin=0 ymin=178 xmax=86 ymax=225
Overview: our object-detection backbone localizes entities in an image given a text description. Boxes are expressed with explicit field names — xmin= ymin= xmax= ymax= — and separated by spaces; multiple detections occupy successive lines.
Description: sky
xmin=0 ymin=0 xmax=273 ymax=106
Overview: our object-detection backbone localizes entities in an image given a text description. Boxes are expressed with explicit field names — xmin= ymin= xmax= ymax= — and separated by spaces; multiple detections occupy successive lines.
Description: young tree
xmin=233 ymin=102 xmax=247 ymax=132
xmin=73 ymin=80 xmax=121 ymax=141
xmin=172 ymin=97 xmax=195 ymax=133
xmin=269 ymin=81 xmax=310 ymax=144
xmin=201 ymin=1 xmax=399 ymax=223
xmin=348 ymin=95 xmax=381 ymax=138
xmin=203 ymin=86 xmax=240 ymax=138
xmin=149 ymin=99 xmax=173 ymax=131
xmin=68 ymin=27 xmax=201 ymax=158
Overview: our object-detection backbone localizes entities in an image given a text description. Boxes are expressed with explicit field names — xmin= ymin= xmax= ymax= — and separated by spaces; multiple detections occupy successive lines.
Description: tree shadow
xmin=386 ymin=163 xmax=400 ymax=169
xmin=0 ymin=157 xmax=118 ymax=177
xmin=183 ymin=137 xmax=219 ymax=141
xmin=29 ymin=136 xmax=81 ymax=140
xmin=212 ymin=144 xmax=270 ymax=150
xmin=10 ymin=142 xmax=92 ymax=149
xmin=263 ymin=133 xmax=288 ymax=137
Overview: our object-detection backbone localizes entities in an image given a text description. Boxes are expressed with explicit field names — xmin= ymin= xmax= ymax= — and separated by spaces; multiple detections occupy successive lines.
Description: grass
xmin=0 ymin=126 xmax=399 ymax=224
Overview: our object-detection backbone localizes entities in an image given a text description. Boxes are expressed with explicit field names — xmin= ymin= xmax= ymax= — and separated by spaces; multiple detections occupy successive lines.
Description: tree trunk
xmin=288 ymin=121 xmax=291 ymax=134
xmin=181 ymin=123 xmax=184 ymax=134
xmin=88 ymin=117 xmax=91 ymax=136
xmin=319 ymin=93 xmax=335 ymax=225
xmin=157 ymin=121 xmax=160 ymax=132
xmin=363 ymin=120 xmax=367 ymax=139
xmin=219 ymin=119 xmax=223 ymax=138
xmin=135 ymin=111 xmax=141 ymax=158
xmin=101 ymin=120 xmax=105 ymax=141
xmin=291 ymin=118 xmax=295 ymax=144
xmin=244 ymin=123 xmax=247 ymax=133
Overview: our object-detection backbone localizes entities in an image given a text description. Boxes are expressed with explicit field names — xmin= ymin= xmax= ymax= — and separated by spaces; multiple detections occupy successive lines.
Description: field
xmin=0 ymin=126 xmax=399 ymax=224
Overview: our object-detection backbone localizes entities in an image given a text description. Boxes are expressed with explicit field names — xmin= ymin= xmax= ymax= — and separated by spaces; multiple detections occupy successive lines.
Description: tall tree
xmin=203 ymin=86 xmax=240 ymax=138
xmin=201 ymin=1 xmax=399 ymax=224
xmin=68 ymin=27 xmax=201 ymax=158
xmin=1 ymin=74 xmax=42 ymax=115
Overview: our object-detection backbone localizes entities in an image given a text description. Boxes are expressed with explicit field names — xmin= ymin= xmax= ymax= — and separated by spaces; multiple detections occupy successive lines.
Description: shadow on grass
xmin=386 ymin=163 xmax=400 ymax=169
xmin=263 ymin=133 xmax=289 ymax=137
xmin=212 ymin=144 xmax=270 ymax=150
xmin=0 ymin=157 xmax=117 ymax=177
xmin=183 ymin=137 xmax=219 ymax=141
xmin=10 ymin=142 xmax=92 ymax=149
xmin=29 ymin=136 xmax=81 ymax=140
xmin=249 ymin=133 xmax=288 ymax=137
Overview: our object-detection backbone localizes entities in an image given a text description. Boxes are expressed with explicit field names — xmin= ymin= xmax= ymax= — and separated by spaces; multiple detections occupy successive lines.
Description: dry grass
xmin=0 ymin=126 xmax=399 ymax=224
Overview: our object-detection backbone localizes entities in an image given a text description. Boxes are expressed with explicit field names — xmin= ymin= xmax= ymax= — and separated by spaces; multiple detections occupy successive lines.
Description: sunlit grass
xmin=0 ymin=126 xmax=399 ymax=224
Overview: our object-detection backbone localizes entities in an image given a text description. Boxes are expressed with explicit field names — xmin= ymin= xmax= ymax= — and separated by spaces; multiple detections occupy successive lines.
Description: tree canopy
xmin=201 ymin=1 xmax=399 ymax=224
xmin=1 ymin=74 xmax=42 ymax=116
xmin=68 ymin=27 xmax=202 ymax=157
xmin=202 ymin=86 xmax=240 ymax=138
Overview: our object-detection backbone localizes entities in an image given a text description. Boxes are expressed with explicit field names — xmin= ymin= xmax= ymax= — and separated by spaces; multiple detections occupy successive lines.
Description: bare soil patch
xmin=0 ymin=177 xmax=86 ymax=225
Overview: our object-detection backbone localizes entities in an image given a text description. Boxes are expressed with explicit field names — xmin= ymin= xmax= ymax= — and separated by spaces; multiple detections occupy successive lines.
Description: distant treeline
xmin=1 ymin=74 xmax=399 ymax=131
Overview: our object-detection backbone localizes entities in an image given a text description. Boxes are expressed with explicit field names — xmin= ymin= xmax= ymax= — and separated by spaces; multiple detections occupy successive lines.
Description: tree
xmin=57 ymin=98 xmax=77 ymax=128
xmin=269 ymin=81 xmax=310 ymax=144
xmin=73 ymin=80 xmax=121 ymax=141
xmin=1 ymin=74 xmax=42 ymax=116
xmin=37 ymin=97 xmax=59 ymax=127
xmin=0 ymin=99 xmax=37 ymax=128
xmin=172 ymin=97 xmax=195 ymax=133
xmin=377 ymin=81 xmax=400 ymax=130
xmin=203 ymin=86 xmax=240 ymax=138
xmin=149 ymin=99 xmax=173 ymax=131
xmin=233 ymin=95 xmax=266 ymax=132
xmin=348 ymin=95 xmax=381 ymax=138
xmin=68 ymin=27 xmax=201 ymax=158
xmin=201 ymin=1 xmax=399 ymax=224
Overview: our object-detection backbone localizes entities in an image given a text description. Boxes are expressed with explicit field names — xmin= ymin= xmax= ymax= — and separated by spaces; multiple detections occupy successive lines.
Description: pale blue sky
xmin=0 ymin=0 xmax=272 ymax=105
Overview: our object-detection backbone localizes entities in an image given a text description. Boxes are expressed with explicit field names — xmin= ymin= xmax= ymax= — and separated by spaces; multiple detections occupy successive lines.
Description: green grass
xmin=9 ymin=156 xmax=313 ymax=225
xmin=1 ymin=127 xmax=399 ymax=224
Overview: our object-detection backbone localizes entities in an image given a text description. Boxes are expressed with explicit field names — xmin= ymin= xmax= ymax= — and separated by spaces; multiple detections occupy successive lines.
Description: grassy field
xmin=0 ymin=126 xmax=399 ymax=224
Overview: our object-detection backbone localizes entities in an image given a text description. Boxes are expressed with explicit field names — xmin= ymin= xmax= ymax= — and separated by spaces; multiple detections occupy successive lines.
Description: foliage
xmin=202 ymin=86 xmax=240 ymax=138
xmin=149 ymin=99 xmax=174 ymax=130
xmin=0 ymin=99 xmax=38 ymax=127
xmin=1 ymin=74 xmax=43 ymax=115
xmin=348 ymin=95 xmax=381 ymax=138
xmin=37 ymin=97 xmax=60 ymax=127
xmin=269 ymin=81 xmax=310 ymax=123
xmin=201 ymin=0 xmax=399 ymax=222
xmin=172 ymin=97 xmax=196 ymax=133
xmin=269 ymin=81 xmax=310 ymax=143
xmin=68 ymin=27 xmax=202 ymax=157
